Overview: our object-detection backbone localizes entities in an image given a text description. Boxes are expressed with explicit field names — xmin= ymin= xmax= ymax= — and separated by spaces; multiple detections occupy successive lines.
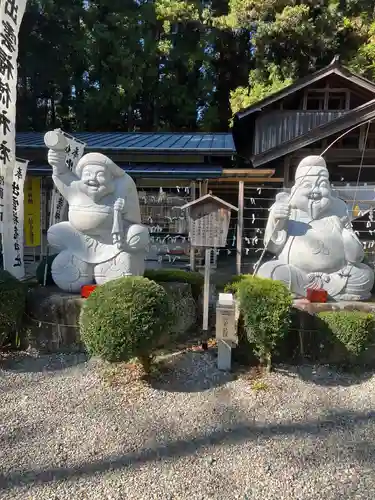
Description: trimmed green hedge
xmin=79 ymin=276 xmax=174 ymax=372
xmin=317 ymin=311 xmax=375 ymax=364
xmin=144 ymin=268 xmax=204 ymax=301
xmin=235 ymin=275 xmax=293 ymax=370
xmin=224 ymin=274 xmax=246 ymax=294
xmin=0 ymin=270 xmax=27 ymax=348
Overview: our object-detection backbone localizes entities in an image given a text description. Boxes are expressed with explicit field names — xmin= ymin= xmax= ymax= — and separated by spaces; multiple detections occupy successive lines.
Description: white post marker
xmin=215 ymin=293 xmax=238 ymax=371
xmin=202 ymin=248 xmax=211 ymax=332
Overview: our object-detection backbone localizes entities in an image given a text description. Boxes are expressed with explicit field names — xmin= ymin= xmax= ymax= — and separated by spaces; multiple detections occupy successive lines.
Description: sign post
xmin=181 ymin=194 xmax=238 ymax=336
xmin=215 ymin=293 xmax=238 ymax=370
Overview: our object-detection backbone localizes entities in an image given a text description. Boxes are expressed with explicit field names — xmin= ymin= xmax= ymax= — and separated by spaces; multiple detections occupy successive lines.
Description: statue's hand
xmin=272 ymin=202 xmax=291 ymax=223
xmin=308 ymin=272 xmax=330 ymax=283
xmin=114 ymin=198 xmax=125 ymax=213
xmin=48 ymin=149 xmax=67 ymax=170
xmin=112 ymin=232 xmax=123 ymax=249
xmin=340 ymin=215 xmax=352 ymax=230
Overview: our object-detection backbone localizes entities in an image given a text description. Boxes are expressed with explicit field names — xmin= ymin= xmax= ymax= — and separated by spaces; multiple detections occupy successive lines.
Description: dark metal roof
xmin=17 ymin=132 xmax=235 ymax=155
xmin=27 ymin=163 xmax=223 ymax=179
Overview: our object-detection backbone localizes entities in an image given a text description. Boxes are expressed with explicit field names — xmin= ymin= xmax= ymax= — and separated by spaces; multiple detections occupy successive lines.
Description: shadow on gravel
xmin=0 ymin=423 xmax=43 ymax=448
xmin=1 ymin=409 xmax=374 ymax=491
xmin=274 ymin=364 xmax=375 ymax=387
xmin=150 ymin=351 xmax=234 ymax=393
xmin=0 ymin=352 xmax=88 ymax=373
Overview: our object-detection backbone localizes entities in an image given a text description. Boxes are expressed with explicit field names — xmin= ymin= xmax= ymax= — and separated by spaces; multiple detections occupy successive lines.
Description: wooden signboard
xmin=181 ymin=194 xmax=238 ymax=334
xmin=182 ymin=194 xmax=237 ymax=248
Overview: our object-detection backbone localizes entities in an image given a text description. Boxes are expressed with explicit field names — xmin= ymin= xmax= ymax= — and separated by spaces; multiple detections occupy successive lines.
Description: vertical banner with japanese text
xmin=49 ymin=133 xmax=86 ymax=227
xmin=0 ymin=0 xmax=28 ymax=277
xmin=2 ymin=158 xmax=28 ymax=278
xmin=24 ymin=176 xmax=41 ymax=247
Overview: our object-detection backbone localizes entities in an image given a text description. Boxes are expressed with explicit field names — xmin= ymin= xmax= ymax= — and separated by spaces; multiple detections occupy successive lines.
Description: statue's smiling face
xmin=293 ymin=174 xmax=332 ymax=219
xmin=79 ymin=164 xmax=115 ymax=201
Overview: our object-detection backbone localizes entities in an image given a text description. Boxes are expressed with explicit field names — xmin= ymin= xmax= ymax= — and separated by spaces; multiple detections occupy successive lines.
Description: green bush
xmin=36 ymin=254 xmax=57 ymax=286
xmin=79 ymin=276 xmax=174 ymax=372
xmin=0 ymin=270 xmax=27 ymax=348
xmin=144 ymin=268 xmax=204 ymax=301
xmin=317 ymin=311 xmax=375 ymax=362
xmin=237 ymin=276 xmax=292 ymax=370
xmin=224 ymin=274 xmax=247 ymax=294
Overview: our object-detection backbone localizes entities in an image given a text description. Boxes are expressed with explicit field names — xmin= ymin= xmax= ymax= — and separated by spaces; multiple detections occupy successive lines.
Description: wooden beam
xmin=189 ymin=181 xmax=196 ymax=271
xmin=210 ymin=177 xmax=284 ymax=183
xmin=136 ymin=179 xmax=191 ymax=187
xmin=222 ymin=168 xmax=275 ymax=177
xmin=236 ymin=181 xmax=244 ymax=275
xmin=283 ymin=156 xmax=291 ymax=188
xmin=294 ymin=148 xmax=375 ymax=160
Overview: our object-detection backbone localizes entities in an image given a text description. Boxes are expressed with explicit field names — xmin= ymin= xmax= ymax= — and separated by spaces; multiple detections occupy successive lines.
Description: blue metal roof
xmin=17 ymin=132 xmax=235 ymax=155
xmin=27 ymin=163 xmax=223 ymax=179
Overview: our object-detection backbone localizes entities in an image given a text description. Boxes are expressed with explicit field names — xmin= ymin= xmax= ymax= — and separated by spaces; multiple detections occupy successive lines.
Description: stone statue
xmin=256 ymin=155 xmax=374 ymax=301
xmin=44 ymin=130 xmax=150 ymax=293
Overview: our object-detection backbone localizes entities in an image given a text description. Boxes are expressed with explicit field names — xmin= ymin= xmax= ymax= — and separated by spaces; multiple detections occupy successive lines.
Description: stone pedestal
xmin=26 ymin=286 xmax=84 ymax=353
xmin=26 ymin=282 xmax=198 ymax=353
xmin=292 ymin=299 xmax=375 ymax=366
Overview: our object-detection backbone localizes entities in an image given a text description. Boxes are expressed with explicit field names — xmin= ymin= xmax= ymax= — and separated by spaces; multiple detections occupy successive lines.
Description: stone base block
xmin=26 ymin=286 xmax=84 ymax=353
xmin=26 ymin=282 xmax=197 ymax=353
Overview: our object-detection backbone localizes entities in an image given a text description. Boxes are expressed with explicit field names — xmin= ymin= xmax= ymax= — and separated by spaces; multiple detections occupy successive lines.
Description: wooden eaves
xmin=250 ymin=97 xmax=375 ymax=167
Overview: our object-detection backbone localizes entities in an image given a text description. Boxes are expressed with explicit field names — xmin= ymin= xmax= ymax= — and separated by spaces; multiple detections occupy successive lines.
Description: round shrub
xmin=79 ymin=276 xmax=174 ymax=371
xmin=0 ymin=270 xmax=27 ymax=348
xmin=224 ymin=274 xmax=246 ymax=294
xmin=317 ymin=311 xmax=375 ymax=364
xmin=237 ymin=275 xmax=292 ymax=370
xmin=36 ymin=254 xmax=57 ymax=286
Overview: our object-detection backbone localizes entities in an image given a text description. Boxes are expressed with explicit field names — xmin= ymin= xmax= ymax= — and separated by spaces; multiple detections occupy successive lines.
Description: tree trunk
xmin=138 ymin=354 xmax=153 ymax=374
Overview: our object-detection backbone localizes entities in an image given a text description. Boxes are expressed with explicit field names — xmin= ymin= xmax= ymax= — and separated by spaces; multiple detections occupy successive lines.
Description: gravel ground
xmin=1 ymin=349 xmax=375 ymax=500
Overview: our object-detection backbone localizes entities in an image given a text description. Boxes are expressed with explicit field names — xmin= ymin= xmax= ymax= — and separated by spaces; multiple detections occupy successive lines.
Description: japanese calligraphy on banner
xmin=24 ymin=176 xmax=41 ymax=247
xmin=2 ymin=159 xmax=28 ymax=279
xmin=49 ymin=132 xmax=86 ymax=227
xmin=0 ymin=171 xmax=4 ymax=231
xmin=0 ymin=0 xmax=28 ymax=276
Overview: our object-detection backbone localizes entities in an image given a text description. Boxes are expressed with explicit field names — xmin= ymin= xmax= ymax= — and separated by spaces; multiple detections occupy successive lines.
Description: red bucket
xmin=81 ymin=285 xmax=97 ymax=298
xmin=306 ymin=288 xmax=328 ymax=303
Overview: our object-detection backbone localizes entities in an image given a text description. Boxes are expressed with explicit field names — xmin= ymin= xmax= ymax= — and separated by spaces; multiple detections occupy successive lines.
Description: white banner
xmin=2 ymin=158 xmax=28 ymax=278
xmin=0 ymin=0 xmax=28 ymax=276
xmin=49 ymin=132 xmax=86 ymax=227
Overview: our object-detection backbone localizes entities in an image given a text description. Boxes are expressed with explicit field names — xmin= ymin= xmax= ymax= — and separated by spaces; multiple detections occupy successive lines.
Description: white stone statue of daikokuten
xmin=45 ymin=130 xmax=150 ymax=293
xmin=257 ymin=155 xmax=374 ymax=301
